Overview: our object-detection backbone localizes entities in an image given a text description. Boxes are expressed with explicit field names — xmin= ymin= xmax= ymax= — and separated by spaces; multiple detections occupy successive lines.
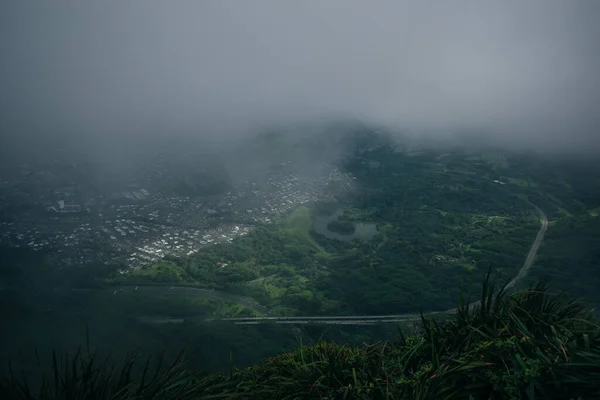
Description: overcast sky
xmin=1 ymin=0 xmax=599 ymax=158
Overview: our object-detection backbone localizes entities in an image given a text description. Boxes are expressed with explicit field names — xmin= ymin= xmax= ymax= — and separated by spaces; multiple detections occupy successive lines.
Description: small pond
xmin=313 ymin=209 xmax=379 ymax=242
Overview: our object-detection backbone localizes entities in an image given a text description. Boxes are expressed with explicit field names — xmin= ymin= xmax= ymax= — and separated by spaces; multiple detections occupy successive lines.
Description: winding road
xmin=505 ymin=202 xmax=548 ymax=290
xmin=78 ymin=199 xmax=548 ymax=326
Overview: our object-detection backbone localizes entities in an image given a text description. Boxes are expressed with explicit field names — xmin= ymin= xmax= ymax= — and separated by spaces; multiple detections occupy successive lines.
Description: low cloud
xmin=1 ymin=0 xmax=599 ymax=161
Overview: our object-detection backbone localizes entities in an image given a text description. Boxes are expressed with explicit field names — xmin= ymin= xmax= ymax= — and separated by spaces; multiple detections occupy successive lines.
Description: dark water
xmin=313 ymin=209 xmax=379 ymax=241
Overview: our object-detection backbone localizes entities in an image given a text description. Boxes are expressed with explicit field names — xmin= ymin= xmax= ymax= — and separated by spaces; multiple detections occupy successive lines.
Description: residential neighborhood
xmin=0 ymin=158 xmax=355 ymax=270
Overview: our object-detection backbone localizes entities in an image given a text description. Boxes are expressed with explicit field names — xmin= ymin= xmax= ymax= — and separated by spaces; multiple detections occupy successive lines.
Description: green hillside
xmin=282 ymin=206 xmax=327 ymax=254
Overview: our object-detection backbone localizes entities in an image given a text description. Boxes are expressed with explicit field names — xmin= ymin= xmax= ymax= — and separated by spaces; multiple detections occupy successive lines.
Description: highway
xmin=505 ymin=202 xmax=548 ymax=289
xmin=232 ymin=319 xmax=414 ymax=325
xmin=76 ymin=199 xmax=548 ymax=326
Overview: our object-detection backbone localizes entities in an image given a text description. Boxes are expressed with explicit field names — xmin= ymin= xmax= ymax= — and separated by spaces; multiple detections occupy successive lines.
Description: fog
xmin=1 ymin=0 xmax=599 ymax=162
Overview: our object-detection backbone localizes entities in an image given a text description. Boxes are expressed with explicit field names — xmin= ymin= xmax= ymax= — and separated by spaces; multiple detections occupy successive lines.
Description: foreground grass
xmin=3 ymin=276 xmax=600 ymax=399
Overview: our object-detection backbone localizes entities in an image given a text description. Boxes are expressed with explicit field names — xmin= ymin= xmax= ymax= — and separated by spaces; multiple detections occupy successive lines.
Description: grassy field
xmin=281 ymin=206 xmax=327 ymax=254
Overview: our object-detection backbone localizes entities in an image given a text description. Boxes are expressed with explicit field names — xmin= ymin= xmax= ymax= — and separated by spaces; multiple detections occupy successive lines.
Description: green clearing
xmin=281 ymin=206 xmax=327 ymax=254
xmin=263 ymin=277 xmax=288 ymax=298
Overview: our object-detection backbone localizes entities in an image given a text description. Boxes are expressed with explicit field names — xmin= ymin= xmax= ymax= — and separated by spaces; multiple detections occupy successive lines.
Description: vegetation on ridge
xmin=3 ymin=275 xmax=600 ymax=399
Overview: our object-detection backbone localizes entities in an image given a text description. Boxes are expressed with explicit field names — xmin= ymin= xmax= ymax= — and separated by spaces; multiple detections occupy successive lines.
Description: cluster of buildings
xmin=125 ymin=224 xmax=253 ymax=269
xmin=0 ymin=163 xmax=356 ymax=271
